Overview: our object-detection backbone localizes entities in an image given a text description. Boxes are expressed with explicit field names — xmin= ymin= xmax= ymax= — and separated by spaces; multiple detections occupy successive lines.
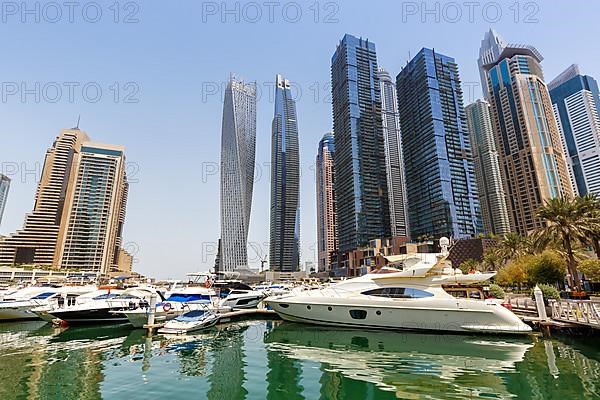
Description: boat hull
xmin=0 ymin=307 xmax=38 ymax=321
xmin=267 ymin=299 xmax=531 ymax=335
xmin=49 ymin=308 xmax=129 ymax=325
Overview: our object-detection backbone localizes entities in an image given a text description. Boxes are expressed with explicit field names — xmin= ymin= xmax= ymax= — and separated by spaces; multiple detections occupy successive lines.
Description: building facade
xmin=396 ymin=48 xmax=482 ymax=240
xmin=220 ymin=77 xmax=257 ymax=271
xmin=331 ymin=34 xmax=390 ymax=253
xmin=269 ymin=75 xmax=300 ymax=272
xmin=465 ymin=100 xmax=511 ymax=235
xmin=0 ymin=174 xmax=10 ymax=227
xmin=549 ymin=64 xmax=600 ymax=196
xmin=316 ymin=132 xmax=337 ymax=272
xmin=0 ymin=129 xmax=130 ymax=274
xmin=478 ymin=30 xmax=573 ymax=234
xmin=377 ymin=67 xmax=409 ymax=238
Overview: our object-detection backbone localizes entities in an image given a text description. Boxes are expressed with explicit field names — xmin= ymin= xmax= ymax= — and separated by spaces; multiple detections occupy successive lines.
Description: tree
xmin=579 ymin=259 xmax=600 ymax=282
xmin=527 ymin=251 xmax=566 ymax=285
xmin=482 ymin=249 xmax=501 ymax=271
xmin=495 ymin=261 xmax=528 ymax=288
xmin=579 ymin=194 xmax=600 ymax=258
xmin=533 ymin=196 xmax=600 ymax=291
xmin=495 ymin=232 xmax=532 ymax=263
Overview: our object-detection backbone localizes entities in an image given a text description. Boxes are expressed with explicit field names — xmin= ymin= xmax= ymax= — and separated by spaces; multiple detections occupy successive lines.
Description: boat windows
xmin=279 ymin=304 xmax=290 ymax=308
xmin=349 ymin=310 xmax=367 ymax=319
xmin=93 ymin=293 xmax=119 ymax=300
xmin=31 ymin=292 xmax=55 ymax=300
xmin=361 ymin=287 xmax=434 ymax=299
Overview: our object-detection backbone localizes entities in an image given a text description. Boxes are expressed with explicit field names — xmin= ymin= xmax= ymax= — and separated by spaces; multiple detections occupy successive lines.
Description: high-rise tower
xmin=0 ymin=174 xmax=10 ymax=227
xmin=220 ymin=77 xmax=257 ymax=271
xmin=331 ymin=34 xmax=390 ymax=253
xmin=316 ymin=132 xmax=337 ymax=272
xmin=0 ymin=128 xmax=129 ymax=274
xmin=478 ymin=30 xmax=573 ymax=234
xmin=465 ymin=100 xmax=511 ymax=235
xmin=397 ymin=48 xmax=482 ymax=240
xmin=377 ymin=67 xmax=409 ymax=238
xmin=269 ymin=75 xmax=300 ymax=272
xmin=549 ymin=64 xmax=600 ymax=197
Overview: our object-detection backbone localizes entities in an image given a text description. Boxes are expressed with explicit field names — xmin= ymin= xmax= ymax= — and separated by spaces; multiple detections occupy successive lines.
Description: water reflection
xmin=1 ymin=320 xmax=600 ymax=399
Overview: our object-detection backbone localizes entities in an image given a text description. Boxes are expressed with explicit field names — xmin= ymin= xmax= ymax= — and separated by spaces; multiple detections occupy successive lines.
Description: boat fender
xmin=162 ymin=302 xmax=172 ymax=312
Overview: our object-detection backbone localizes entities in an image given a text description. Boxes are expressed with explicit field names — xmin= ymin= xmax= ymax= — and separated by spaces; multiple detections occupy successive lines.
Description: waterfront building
xmin=549 ymin=64 xmax=600 ymax=196
xmin=0 ymin=174 xmax=10 ymax=227
xmin=396 ymin=48 xmax=482 ymax=240
xmin=269 ymin=75 xmax=300 ymax=272
xmin=465 ymin=100 xmax=511 ymax=235
xmin=331 ymin=34 xmax=390 ymax=253
xmin=316 ymin=132 xmax=337 ymax=272
xmin=478 ymin=30 xmax=573 ymax=234
xmin=377 ymin=67 xmax=410 ymax=238
xmin=220 ymin=76 xmax=257 ymax=271
xmin=0 ymin=129 xmax=130 ymax=274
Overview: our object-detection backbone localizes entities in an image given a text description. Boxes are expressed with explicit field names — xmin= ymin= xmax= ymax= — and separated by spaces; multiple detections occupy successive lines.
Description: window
xmin=349 ymin=309 xmax=367 ymax=319
xmin=361 ymin=287 xmax=434 ymax=299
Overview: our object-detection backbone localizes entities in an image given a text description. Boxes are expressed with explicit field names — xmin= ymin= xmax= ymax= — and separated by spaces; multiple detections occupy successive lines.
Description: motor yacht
xmin=0 ymin=286 xmax=69 ymax=321
xmin=158 ymin=307 xmax=220 ymax=335
xmin=266 ymin=253 xmax=532 ymax=335
xmin=214 ymin=281 xmax=266 ymax=309
xmin=27 ymin=285 xmax=98 ymax=322
xmin=46 ymin=286 xmax=164 ymax=325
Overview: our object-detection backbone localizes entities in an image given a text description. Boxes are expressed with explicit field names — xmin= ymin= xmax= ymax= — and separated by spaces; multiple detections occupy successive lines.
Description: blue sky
xmin=1 ymin=0 xmax=598 ymax=279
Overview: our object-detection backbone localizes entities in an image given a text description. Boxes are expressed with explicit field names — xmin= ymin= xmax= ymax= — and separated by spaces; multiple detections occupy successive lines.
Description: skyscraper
xmin=0 ymin=174 xmax=10 ymax=227
xmin=331 ymin=34 xmax=390 ymax=253
xmin=220 ymin=77 xmax=257 ymax=271
xmin=549 ymin=64 xmax=600 ymax=196
xmin=0 ymin=128 xmax=129 ymax=274
xmin=478 ymin=30 xmax=573 ymax=234
xmin=465 ymin=100 xmax=511 ymax=235
xmin=396 ymin=48 xmax=482 ymax=240
xmin=377 ymin=67 xmax=409 ymax=238
xmin=54 ymin=142 xmax=128 ymax=273
xmin=316 ymin=132 xmax=337 ymax=272
xmin=269 ymin=75 xmax=300 ymax=272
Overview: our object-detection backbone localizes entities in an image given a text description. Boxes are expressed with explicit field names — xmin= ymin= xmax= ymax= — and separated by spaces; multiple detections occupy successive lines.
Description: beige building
xmin=479 ymin=31 xmax=573 ymax=234
xmin=0 ymin=128 xmax=130 ymax=274
xmin=316 ymin=132 xmax=337 ymax=272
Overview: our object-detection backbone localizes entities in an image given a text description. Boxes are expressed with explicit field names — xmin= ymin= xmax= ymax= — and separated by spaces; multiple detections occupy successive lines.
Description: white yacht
xmin=266 ymin=253 xmax=532 ymax=335
xmin=215 ymin=281 xmax=266 ymax=309
xmin=44 ymin=286 xmax=163 ymax=325
xmin=0 ymin=286 xmax=90 ymax=321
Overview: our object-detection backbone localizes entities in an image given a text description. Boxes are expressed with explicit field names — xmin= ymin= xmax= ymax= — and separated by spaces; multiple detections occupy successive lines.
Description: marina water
xmin=1 ymin=320 xmax=599 ymax=399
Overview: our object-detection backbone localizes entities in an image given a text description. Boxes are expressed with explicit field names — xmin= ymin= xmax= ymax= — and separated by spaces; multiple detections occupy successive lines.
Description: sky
xmin=0 ymin=0 xmax=599 ymax=280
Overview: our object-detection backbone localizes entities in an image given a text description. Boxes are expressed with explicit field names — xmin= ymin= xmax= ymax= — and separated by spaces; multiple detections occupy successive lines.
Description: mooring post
xmin=534 ymin=285 xmax=551 ymax=338
xmin=147 ymin=293 xmax=157 ymax=335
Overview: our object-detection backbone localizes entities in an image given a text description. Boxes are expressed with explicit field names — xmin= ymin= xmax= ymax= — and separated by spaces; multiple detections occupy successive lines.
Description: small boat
xmin=158 ymin=308 xmax=220 ymax=335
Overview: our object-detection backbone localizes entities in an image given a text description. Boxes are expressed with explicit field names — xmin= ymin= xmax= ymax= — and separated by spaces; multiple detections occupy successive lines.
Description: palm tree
xmin=496 ymin=232 xmax=531 ymax=264
xmin=533 ymin=196 xmax=600 ymax=291
xmin=579 ymin=194 xmax=600 ymax=258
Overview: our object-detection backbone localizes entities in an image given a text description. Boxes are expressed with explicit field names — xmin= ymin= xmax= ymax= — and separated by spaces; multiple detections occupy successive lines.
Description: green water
xmin=0 ymin=320 xmax=599 ymax=399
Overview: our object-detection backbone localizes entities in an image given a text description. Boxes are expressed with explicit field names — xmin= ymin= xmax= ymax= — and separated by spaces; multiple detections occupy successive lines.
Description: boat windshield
xmin=30 ymin=292 xmax=56 ymax=300
xmin=175 ymin=309 xmax=208 ymax=322
xmin=93 ymin=293 xmax=119 ymax=300
xmin=166 ymin=293 xmax=211 ymax=302
xmin=361 ymin=287 xmax=434 ymax=299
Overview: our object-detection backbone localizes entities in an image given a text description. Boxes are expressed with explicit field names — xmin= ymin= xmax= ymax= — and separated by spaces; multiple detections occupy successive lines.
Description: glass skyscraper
xmin=220 ymin=77 xmax=257 ymax=271
xmin=549 ymin=64 xmax=600 ymax=197
xmin=396 ymin=48 xmax=482 ymax=240
xmin=377 ymin=67 xmax=409 ymax=238
xmin=331 ymin=34 xmax=390 ymax=253
xmin=0 ymin=174 xmax=9 ymax=227
xmin=316 ymin=132 xmax=337 ymax=272
xmin=478 ymin=30 xmax=573 ymax=234
xmin=465 ymin=100 xmax=511 ymax=235
xmin=269 ymin=75 xmax=300 ymax=272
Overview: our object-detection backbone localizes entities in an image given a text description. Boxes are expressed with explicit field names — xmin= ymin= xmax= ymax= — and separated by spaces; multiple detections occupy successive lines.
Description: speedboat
xmin=266 ymin=253 xmax=532 ymax=335
xmin=46 ymin=286 xmax=164 ymax=325
xmin=158 ymin=307 xmax=220 ymax=335
xmin=118 ymin=286 xmax=217 ymax=328
xmin=0 ymin=286 xmax=70 ymax=321
xmin=28 ymin=285 xmax=98 ymax=322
